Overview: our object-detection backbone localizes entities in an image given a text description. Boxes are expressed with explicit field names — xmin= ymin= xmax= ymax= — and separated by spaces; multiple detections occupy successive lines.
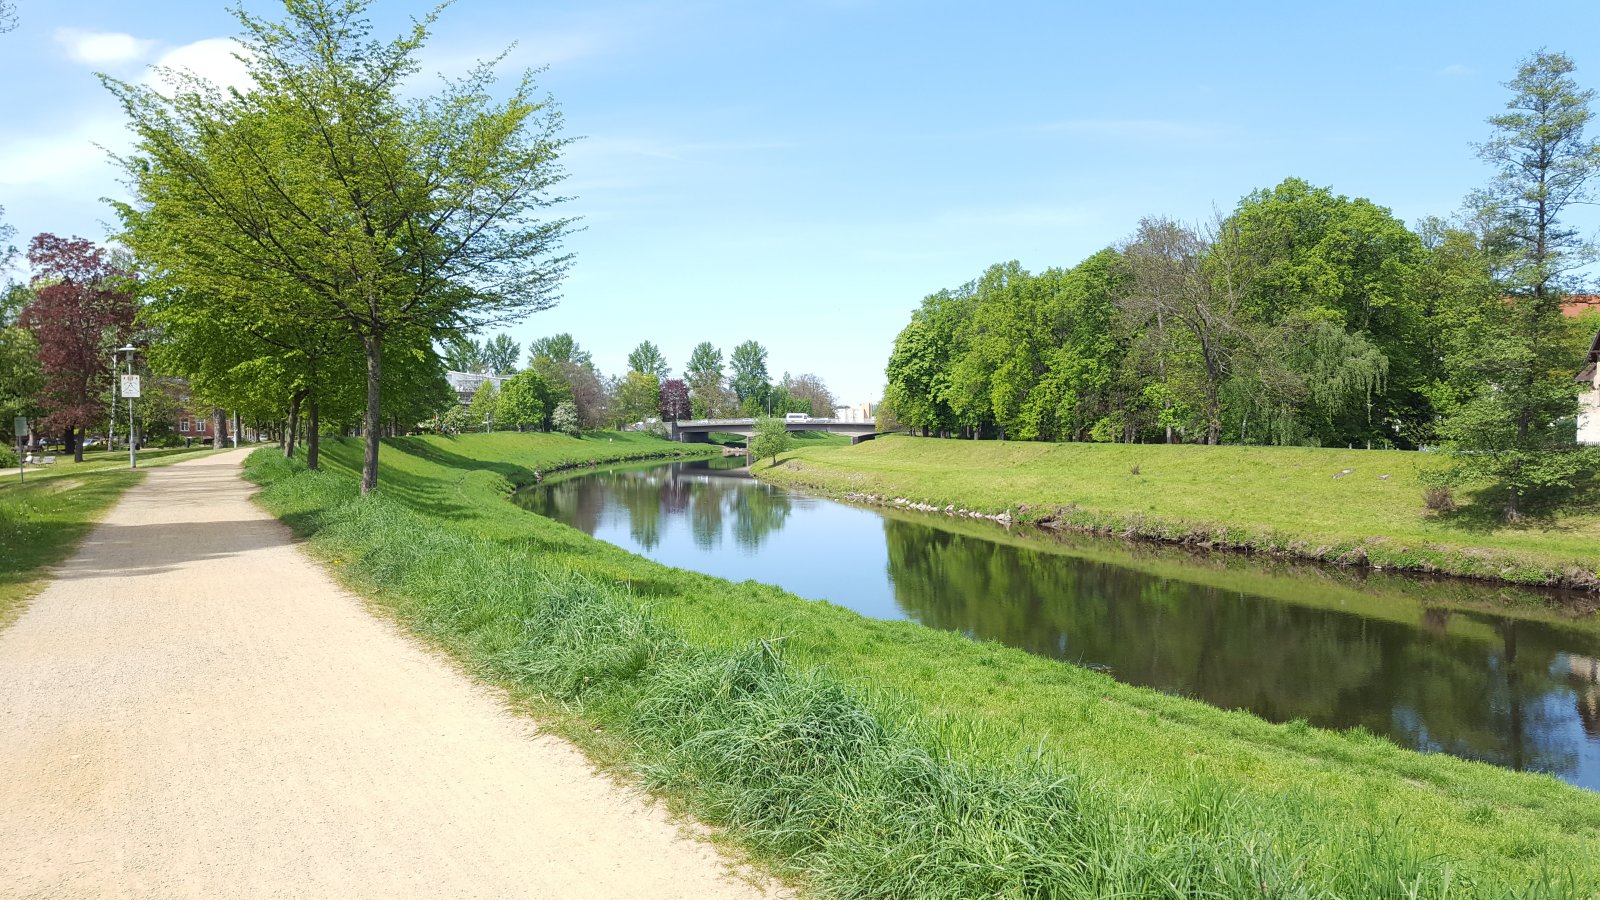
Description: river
xmin=516 ymin=456 xmax=1600 ymax=789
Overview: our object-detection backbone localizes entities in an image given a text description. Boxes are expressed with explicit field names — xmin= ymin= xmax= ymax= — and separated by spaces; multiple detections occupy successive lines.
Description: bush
xmin=0 ymin=445 xmax=16 ymax=468
xmin=552 ymin=401 xmax=581 ymax=437
xmin=1423 ymin=485 xmax=1456 ymax=513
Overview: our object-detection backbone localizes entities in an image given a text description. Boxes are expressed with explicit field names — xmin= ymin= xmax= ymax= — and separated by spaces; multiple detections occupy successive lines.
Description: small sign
xmin=120 ymin=375 xmax=142 ymax=399
xmin=12 ymin=416 xmax=25 ymax=436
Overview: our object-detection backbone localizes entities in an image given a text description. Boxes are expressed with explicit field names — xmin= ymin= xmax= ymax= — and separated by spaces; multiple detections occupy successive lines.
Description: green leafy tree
xmin=748 ymin=416 xmax=791 ymax=465
xmin=1438 ymin=51 xmax=1598 ymax=517
xmin=495 ymin=368 xmax=550 ymax=430
xmin=443 ymin=336 xmax=487 ymax=373
xmin=627 ymin=340 xmax=670 ymax=380
xmin=0 ymin=285 xmax=42 ymax=444
xmin=468 ymin=379 xmax=498 ymax=431
xmin=108 ymin=0 xmax=574 ymax=493
xmin=551 ymin=399 xmax=580 ymax=437
xmin=730 ymin=340 xmax=770 ymax=408
xmin=482 ymin=333 xmax=521 ymax=376
xmin=614 ymin=371 xmax=660 ymax=426
xmin=527 ymin=333 xmax=591 ymax=369
xmin=1214 ymin=178 xmax=1426 ymax=445
xmin=685 ymin=341 xmax=733 ymax=418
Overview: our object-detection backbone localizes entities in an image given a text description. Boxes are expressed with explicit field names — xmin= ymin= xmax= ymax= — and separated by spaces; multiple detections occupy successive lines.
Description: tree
xmin=659 ymin=378 xmax=691 ymax=421
xmin=627 ymin=340 xmax=670 ymax=380
xmin=443 ymin=336 xmax=486 ymax=373
xmin=685 ymin=341 xmax=733 ymax=418
xmin=0 ymin=284 xmax=42 ymax=445
xmin=108 ymin=0 xmax=574 ymax=494
xmin=482 ymin=333 xmax=521 ymax=376
xmin=1213 ymin=178 xmax=1426 ymax=445
xmin=528 ymin=333 xmax=591 ymax=369
xmin=496 ymin=368 xmax=550 ymax=430
xmin=778 ymin=372 xmax=836 ymax=417
xmin=20 ymin=235 xmax=137 ymax=461
xmin=1439 ymin=50 xmax=1599 ymax=517
xmin=615 ymin=371 xmax=660 ymax=426
xmin=1120 ymin=217 xmax=1247 ymax=445
xmin=730 ymin=340 xmax=770 ymax=408
xmin=551 ymin=400 xmax=580 ymax=437
xmin=0 ymin=0 xmax=15 ymax=33
xmin=749 ymin=416 xmax=791 ymax=465
xmin=468 ymin=379 xmax=498 ymax=431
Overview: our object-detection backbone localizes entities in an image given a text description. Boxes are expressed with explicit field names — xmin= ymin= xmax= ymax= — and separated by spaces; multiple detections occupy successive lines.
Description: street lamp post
xmin=117 ymin=345 xmax=138 ymax=469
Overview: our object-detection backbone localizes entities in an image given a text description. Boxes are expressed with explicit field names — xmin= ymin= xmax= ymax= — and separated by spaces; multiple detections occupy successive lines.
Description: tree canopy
xmin=107 ymin=0 xmax=573 ymax=492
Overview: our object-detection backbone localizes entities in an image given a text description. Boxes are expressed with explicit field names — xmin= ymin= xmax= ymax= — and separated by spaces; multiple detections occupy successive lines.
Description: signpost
xmin=117 ymin=349 xmax=140 ymax=469
xmin=13 ymin=416 xmax=25 ymax=484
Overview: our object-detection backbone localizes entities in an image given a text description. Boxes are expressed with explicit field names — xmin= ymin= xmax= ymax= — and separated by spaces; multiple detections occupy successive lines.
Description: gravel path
xmin=0 ymin=449 xmax=777 ymax=899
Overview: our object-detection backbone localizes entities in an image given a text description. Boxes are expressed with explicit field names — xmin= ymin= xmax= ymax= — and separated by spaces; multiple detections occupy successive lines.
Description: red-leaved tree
xmin=21 ymin=235 xmax=137 ymax=461
xmin=659 ymin=378 xmax=691 ymax=422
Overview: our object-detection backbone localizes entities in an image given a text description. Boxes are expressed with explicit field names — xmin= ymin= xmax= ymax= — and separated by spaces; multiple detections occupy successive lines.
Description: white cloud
xmin=55 ymin=28 xmax=158 ymax=66
xmin=0 ymin=116 xmax=126 ymax=189
xmin=142 ymin=38 xmax=254 ymax=95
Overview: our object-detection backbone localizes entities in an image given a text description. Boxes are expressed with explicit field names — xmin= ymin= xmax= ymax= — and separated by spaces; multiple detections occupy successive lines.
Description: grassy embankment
xmin=0 ymin=445 xmax=221 ymax=624
xmin=245 ymin=431 xmax=1600 ymax=898
xmin=756 ymin=436 xmax=1600 ymax=591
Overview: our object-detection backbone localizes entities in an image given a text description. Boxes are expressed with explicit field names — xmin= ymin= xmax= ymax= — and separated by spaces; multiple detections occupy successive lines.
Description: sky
xmin=4 ymin=0 xmax=1600 ymax=406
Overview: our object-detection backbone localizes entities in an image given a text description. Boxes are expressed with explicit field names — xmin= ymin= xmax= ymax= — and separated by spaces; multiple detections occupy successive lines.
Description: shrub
xmin=1423 ymin=485 xmax=1456 ymax=513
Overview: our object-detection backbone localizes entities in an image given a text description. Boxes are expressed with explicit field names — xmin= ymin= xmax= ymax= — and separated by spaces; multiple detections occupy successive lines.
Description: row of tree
xmin=440 ymin=331 xmax=839 ymax=433
xmin=882 ymin=52 xmax=1600 ymax=516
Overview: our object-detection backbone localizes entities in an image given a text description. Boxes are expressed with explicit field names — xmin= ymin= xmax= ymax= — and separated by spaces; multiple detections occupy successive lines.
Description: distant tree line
xmin=437 ymin=332 xmax=840 ymax=436
xmin=883 ymin=51 xmax=1600 ymax=517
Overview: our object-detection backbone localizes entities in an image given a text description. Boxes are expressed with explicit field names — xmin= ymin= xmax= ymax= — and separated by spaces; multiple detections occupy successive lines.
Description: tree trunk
xmin=72 ymin=425 xmax=84 ymax=463
xmin=212 ymin=408 xmax=226 ymax=450
xmin=361 ymin=334 xmax=382 ymax=495
xmin=285 ymin=391 xmax=303 ymax=459
xmin=306 ymin=394 xmax=320 ymax=471
xmin=233 ymin=410 xmax=242 ymax=447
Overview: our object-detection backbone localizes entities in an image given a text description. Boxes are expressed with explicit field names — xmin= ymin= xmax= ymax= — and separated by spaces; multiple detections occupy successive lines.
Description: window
xmin=180 ymin=419 xmax=189 ymax=433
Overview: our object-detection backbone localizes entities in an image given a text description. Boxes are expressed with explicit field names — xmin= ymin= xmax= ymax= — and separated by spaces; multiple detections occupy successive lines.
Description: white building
xmin=830 ymin=402 xmax=874 ymax=423
xmin=1579 ymin=331 xmax=1600 ymax=446
xmin=445 ymin=370 xmax=510 ymax=405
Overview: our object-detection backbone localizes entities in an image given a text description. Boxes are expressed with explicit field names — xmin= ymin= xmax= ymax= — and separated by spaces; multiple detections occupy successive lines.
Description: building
xmin=1579 ymin=330 xmax=1600 ymax=446
xmin=1563 ymin=295 xmax=1600 ymax=319
xmin=445 ymin=370 xmax=510 ymax=405
xmin=829 ymin=402 xmax=875 ymax=424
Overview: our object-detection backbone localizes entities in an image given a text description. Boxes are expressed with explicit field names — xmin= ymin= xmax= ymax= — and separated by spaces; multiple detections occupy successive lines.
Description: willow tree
xmin=107 ymin=0 xmax=573 ymax=493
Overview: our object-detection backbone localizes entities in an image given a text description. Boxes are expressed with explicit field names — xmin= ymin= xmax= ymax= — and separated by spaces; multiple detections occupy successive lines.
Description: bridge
xmin=666 ymin=418 xmax=880 ymax=445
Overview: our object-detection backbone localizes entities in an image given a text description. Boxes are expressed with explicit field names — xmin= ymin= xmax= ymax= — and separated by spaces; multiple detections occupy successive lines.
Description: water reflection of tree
xmin=881 ymin=515 xmax=1597 ymax=781
xmin=732 ymin=483 xmax=791 ymax=551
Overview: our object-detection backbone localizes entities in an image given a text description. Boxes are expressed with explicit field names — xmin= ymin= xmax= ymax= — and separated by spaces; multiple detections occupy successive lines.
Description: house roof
xmin=1590 ymin=329 xmax=1600 ymax=363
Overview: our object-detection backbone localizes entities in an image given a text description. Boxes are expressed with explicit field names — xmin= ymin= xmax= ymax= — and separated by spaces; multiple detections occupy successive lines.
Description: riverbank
xmin=243 ymin=432 xmax=1600 ymax=897
xmin=754 ymin=436 xmax=1600 ymax=592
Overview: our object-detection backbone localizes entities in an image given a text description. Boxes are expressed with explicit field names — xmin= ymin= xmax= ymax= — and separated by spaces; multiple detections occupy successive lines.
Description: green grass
xmin=755 ymin=436 xmax=1600 ymax=590
xmin=0 ymin=444 xmax=225 ymax=487
xmin=243 ymin=432 xmax=1600 ymax=898
xmin=0 ymin=470 xmax=142 ymax=626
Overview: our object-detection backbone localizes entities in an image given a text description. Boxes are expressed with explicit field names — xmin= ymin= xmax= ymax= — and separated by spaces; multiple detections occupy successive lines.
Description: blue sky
xmin=4 ymin=0 xmax=1600 ymax=405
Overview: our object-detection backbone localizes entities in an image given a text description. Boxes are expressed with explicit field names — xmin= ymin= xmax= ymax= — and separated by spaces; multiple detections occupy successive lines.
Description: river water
xmin=516 ymin=457 xmax=1600 ymax=789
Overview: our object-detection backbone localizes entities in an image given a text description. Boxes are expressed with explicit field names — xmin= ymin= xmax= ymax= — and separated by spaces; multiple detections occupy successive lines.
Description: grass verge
xmin=245 ymin=432 xmax=1600 ymax=898
xmin=0 ymin=470 xmax=142 ymax=626
xmin=754 ymin=436 xmax=1600 ymax=591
